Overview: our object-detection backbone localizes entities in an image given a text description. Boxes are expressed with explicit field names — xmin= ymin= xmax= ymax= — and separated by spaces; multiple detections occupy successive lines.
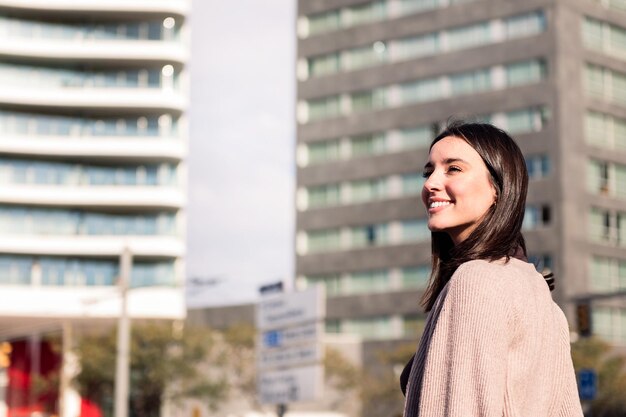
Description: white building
xmin=0 ymin=0 xmax=190 ymax=415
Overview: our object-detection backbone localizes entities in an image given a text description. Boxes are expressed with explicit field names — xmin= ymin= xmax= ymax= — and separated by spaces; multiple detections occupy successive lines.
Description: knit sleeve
xmin=418 ymin=261 xmax=509 ymax=416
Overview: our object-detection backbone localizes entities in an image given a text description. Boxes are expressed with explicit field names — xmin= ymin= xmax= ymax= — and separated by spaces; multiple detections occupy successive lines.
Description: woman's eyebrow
xmin=423 ymin=157 xmax=469 ymax=169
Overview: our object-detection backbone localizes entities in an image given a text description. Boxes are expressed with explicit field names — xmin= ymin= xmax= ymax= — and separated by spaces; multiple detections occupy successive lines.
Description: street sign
xmin=260 ymin=322 xmax=321 ymax=349
xmin=578 ymin=369 xmax=597 ymax=401
xmin=256 ymin=286 xmax=325 ymax=405
xmin=258 ymin=344 xmax=323 ymax=370
xmin=256 ymin=286 xmax=325 ymax=330
xmin=258 ymin=364 xmax=323 ymax=404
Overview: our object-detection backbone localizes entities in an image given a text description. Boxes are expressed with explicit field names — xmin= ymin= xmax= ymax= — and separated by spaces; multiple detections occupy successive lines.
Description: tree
xmin=73 ymin=321 xmax=229 ymax=417
xmin=359 ymin=343 xmax=416 ymax=417
xmin=571 ymin=336 xmax=626 ymax=417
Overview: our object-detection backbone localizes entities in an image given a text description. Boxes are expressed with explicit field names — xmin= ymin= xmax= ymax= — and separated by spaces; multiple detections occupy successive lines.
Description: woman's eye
xmin=447 ymin=165 xmax=462 ymax=173
xmin=421 ymin=171 xmax=432 ymax=178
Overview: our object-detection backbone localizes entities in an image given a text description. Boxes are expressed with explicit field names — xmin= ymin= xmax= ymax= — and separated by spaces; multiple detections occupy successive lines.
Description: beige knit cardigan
xmin=403 ymin=258 xmax=584 ymax=417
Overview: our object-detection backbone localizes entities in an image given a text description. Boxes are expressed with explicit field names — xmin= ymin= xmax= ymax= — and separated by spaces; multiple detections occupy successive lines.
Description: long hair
xmin=421 ymin=121 xmax=529 ymax=311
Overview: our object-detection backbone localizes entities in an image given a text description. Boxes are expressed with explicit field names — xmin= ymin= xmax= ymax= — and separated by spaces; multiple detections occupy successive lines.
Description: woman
xmin=401 ymin=122 xmax=583 ymax=416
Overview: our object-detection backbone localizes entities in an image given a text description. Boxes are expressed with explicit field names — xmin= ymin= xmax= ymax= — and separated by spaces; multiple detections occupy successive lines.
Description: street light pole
xmin=114 ymin=247 xmax=132 ymax=417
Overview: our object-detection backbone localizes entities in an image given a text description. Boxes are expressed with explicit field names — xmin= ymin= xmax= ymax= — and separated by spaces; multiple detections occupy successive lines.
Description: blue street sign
xmin=263 ymin=330 xmax=282 ymax=348
xmin=578 ymin=368 xmax=597 ymax=401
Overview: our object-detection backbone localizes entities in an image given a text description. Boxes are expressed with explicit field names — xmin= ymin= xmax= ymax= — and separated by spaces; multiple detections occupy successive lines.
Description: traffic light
xmin=0 ymin=342 xmax=12 ymax=368
xmin=576 ymin=301 xmax=592 ymax=338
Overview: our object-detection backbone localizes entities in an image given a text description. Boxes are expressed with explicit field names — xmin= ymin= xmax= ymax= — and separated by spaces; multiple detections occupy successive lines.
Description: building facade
xmin=295 ymin=0 xmax=626 ymax=353
xmin=0 ymin=1 xmax=190 ymax=416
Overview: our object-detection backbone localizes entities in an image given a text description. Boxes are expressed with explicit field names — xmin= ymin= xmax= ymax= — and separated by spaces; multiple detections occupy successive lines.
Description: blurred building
xmin=294 ymin=0 xmax=626 ymax=363
xmin=0 ymin=1 xmax=190 ymax=416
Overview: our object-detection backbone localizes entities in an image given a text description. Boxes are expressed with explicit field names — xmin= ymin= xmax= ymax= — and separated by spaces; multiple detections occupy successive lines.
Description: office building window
xmin=592 ymin=306 xmax=626 ymax=344
xmin=506 ymin=60 xmax=546 ymax=87
xmin=526 ymin=155 xmax=551 ymax=179
xmin=350 ymin=178 xmax=387 ymax=203
xmin=583 ymin=17 xmax=604 ymax=50
xmin=395 ymin=33 xmax=439 ymax=60
xmin=346 ymin=1 xmax=387 ymax=27
xmin=303 ymin=273 xmax=342 ymax=296
xmin=590 ymin=256 xmax=626 ymax=292
xmin=583 ymin=17 xmax=626 ymax=58
xmin=401 ymin=219 xmax=430 ymax=242
xmin=585 ymin=111 xmax=626 ymax=151
xmin=351 ymin=223 xmax=388 ymax=247
xmin=0 ymin=256 xmax=32 ymax=285
xmin=401 ymin=77 xmax=443 ymax=103
xmin=528 ymin=254 xmax=553 ymax=271
xmin=309 ymin=53 xmax=340 ymax=77
xmin=351 ymin=89 xmax=386 ymax=112
xmin=505 ymin=12 xmax=546 ymax=39
xmin=447 ymin=22 xmax=490 ymax=51
xmin=308 ymin=10 xmax=341 ymax=35
xmin=402 ymin=266 xmax=430 ymax=289
xmin=351 ymin=133 xmax=387 ymax=157
xmin=398 ymin=0 xmax=440 ymax=14
xmin=307 ymin=139 xmax=340 ymax=164
xmin=348 ymin=270 xmax=389 ymax=294
xmin=307 ymin=228 xmax=342 ymax=253
xmin=308 ymin=95 xmax=342 ymax=121
xmin=589 ymin=207 xmax=626 ymax=245
xmin=402 ymin=173 xmax=425 ymax=195
xmin=343 ymin=316 xmax=393 ymax=339
xmin=399 ymin=125 xmax=436 ymax=149
xmin=344 ymin=43 xmax=388 ymax=71
xmin=505 ymin=107 xmax=548 ymax=134
xmin=522 ymin=205 xmax=551 ymax=230
xmin=307 ymin=184 xmax=341 ymax=208
xmin=450 ymin=69 xmax=491 ymax=96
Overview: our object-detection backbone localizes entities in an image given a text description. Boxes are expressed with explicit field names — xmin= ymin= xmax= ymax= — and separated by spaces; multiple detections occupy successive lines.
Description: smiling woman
xmin=401 ymin=122 xmax=583 ymax=417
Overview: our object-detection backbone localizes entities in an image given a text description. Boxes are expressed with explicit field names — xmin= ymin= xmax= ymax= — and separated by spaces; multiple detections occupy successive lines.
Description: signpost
xmin=256 ymin=286 xmax=325 ymax=409
xmin=578 ymin=368 xmax=597 ymax=401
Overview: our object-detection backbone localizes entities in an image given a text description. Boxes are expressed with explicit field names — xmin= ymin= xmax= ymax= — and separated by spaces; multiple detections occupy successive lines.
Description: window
xmin=505 ymin=12 xmax=546 ymax=39
xmin=343 ymin=316 xmax=393 ymax=339
xmin=350 ymin=178 xmax=387 ymax=203
xmin=399 ymin=0 xmax=440 ymax=14
xmin=307 ymin=140 xmax=340 ymax=164
xmin=344 ymin=43 xmax=388 ymax=71
xmin=307 ymin=184 xmax=341 ymax=208
xmin=351 ymin=223 xmax=388 ymax=247
xmin=526 ymin=155 xmax=550 ymax=179
xmin=348 ymin=270 xmax=389 ymax=294
xmin=402 ymin=266 xmax=430 ymax=289
xmin=506 ymin=60 xmax=546 ymax=87
xmin=351 ymin=88 xmax=386 ymax=112
xmin=350 ymin=133 xmax=386 ymax=157
xmin=505 ymin=107 xmax=547 ymax=134
xmin=0 ymin=256 xmax=31 ymax=285
xmin=583 ymin=18 xmax=604 ymax=50
xmin=400 ymin=125 xmax=435 ymax=149
xmin=308 ymin=10 xmax=341 ymax=36
xmin=447 ymin=23 xmax=490 ymax=51
xmin=590 ymin=256 xmax=626 ymax=292
xmin=308 ymin=95 xmax=342 ymax=121
xmin=346 ymin=1 xmax=386 ymax=27
xmin=402 ymin=173 xmax=425 ymax=195
xmin=522 ymin=205 xmax=551 ymax=230
xmin=450 ymin=69 xmax=491 ymax=96
xmin=304 ymin=273 xmax=342 ymax=296
xmin=401 ymin=219 xmax=430 ymax=242
xmin=592 ymin=306 xmax=626 ymax=344
xmin=401 ymin=77 xmax=443 ymax=103
xmin=309 ymin=53 xmax=340 ymax=77
xmin=307 ymin=228 xmax=342 ymax=253
xmin=585 ymin=65 xmax=607 ymax=98
xmin=395 ymin=33 xmax=439 ymax=60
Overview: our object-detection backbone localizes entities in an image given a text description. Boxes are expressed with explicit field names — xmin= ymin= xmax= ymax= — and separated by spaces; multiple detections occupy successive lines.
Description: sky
xmin=185 ymin=0 xmax=296 ymax=308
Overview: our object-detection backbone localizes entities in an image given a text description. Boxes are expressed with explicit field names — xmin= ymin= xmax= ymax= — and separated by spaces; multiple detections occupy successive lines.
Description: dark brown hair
xmin=421 ymin=121 xmax=528 ymax=311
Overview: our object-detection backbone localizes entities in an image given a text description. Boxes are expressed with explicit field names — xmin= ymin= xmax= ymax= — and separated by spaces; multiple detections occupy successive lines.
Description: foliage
xmin=221 ymin=323 xmax=259 ymax=409
xmin=571 ymin=336 xmax=626 ymax=417
xmin=73 ymin=321 xmax=229 ymax=417
xmin=359 ymin=343 xmax=416 ymax=417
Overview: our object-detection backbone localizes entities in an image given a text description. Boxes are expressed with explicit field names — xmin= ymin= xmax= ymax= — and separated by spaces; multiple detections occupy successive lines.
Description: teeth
xmin=430 ymin=201 xmax=451 ymax=208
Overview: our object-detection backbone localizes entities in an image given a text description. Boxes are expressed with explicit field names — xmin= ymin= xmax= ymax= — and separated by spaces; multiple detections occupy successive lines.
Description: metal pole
xmin=114 ymin=247 xmax=132 ymax=417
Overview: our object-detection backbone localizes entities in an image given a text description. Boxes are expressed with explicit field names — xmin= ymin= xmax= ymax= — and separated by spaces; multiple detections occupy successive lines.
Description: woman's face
xmin=421 ymin=136 xmax=497 ymax=245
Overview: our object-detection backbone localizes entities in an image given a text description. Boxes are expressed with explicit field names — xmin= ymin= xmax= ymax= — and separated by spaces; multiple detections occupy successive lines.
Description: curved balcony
xmin=0 ymin=0 xmax=189 ymax=17
xmin=0 ymin=136 xmax=185 ymax=162
xmin=0 ymin=235 xmax=184 ymax=258
xmin=0 ymin=87 xmax=186 ymax=113
xmin=0 ymin=286 xmax=185 ymax=333
xmin=0 ymin=185 xmax=185 ymax=210
xmin=0 ymin=37 xmax=187 ymax=65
